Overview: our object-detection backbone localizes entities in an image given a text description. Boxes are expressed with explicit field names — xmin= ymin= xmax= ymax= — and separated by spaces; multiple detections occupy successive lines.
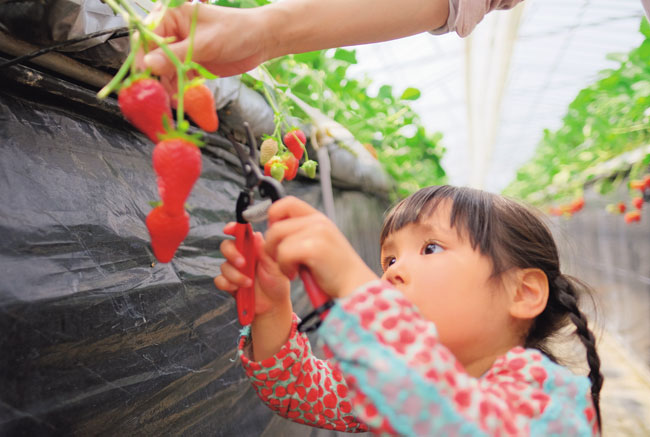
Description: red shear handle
xmin=234 ymin=222 xmax=256 ymax=325
xmin=298 ymin=267 xmax=332 ymax=318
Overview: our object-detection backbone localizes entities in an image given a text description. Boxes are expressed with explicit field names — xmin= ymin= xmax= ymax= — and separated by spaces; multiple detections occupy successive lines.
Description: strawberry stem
xmin=97 ymin=34 xmax=138 ymax=99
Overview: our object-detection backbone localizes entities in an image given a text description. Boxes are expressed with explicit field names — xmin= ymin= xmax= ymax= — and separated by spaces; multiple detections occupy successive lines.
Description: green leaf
xmin=641 ymin=17 xmax=650 ymax=39
xmin=240 ymin=0 xmax=261 ymax=8
xmin=400 ymin=87 xmax=421 ymax=101
xmin=167 ymin=0 xmax=186 ymax=8
xmin=294 ymin=51 xmax=323 ymax=64
xmin=378 ymin=85 xmax=393 ymax=100
xmin=333 ymin=48 xmax=357 ymax=64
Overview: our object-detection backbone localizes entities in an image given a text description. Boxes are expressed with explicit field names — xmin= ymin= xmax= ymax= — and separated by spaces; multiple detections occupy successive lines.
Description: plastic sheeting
xmin=0 ymin=62 xmax=384 ymax=435
xmin=551 ymin=183 xmax=650 ymax=365
xmin=0 ymin=0 xmax=393 ymax=198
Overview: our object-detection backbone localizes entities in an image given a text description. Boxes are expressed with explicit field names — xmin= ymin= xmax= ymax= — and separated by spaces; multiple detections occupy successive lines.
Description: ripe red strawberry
xmin=118 ymin=78 xmax=173 ymax=142
xmin=633 ymin=196 xmax=644 ymax=210
xmin=184 ymin=83 xmax=219 ymax=132
xmin=283 ymin=129 xmax=306 ymax=160
xmin=569 ymin=197 xmax=585 ymax=213
xmin=618 ymin=202 xmax=626 ymax=214
xmin=282 ymin=153 xmax=299 ymax=181
xmin=153 ymin=138 xmax=202 ymax=216
xmin=146 ymin=206 xmax=190 ymax=263
xmin=264 ymin=156 xmax=286 ymax=182
xmin=624 ymin=210 xmax=641 ymax=223
xmin=644 ymin=175 xmax=650 ymax=190
xmin=630 ymin=179 xmax=645 ymax=191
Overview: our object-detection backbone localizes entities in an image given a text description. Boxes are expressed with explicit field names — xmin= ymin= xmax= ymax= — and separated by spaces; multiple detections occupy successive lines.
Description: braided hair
xmin=526 ymin=274 xmax=603 ymax=427
xmin=381 ymin=185 xmax=603 ymax=429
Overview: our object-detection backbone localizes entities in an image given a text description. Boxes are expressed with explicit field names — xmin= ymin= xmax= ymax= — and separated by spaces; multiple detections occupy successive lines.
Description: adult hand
xmin=265 ymin=197 xmax=378 ymax=299
xmin=138 ymin=4 xmax=270 ymax=95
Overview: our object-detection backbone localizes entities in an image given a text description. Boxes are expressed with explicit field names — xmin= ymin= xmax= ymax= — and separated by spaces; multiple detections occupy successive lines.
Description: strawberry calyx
xmin=158 ymin=124 xmax=204 ymax=148
xmin=119 ymin=71 xmax=152 ymax=91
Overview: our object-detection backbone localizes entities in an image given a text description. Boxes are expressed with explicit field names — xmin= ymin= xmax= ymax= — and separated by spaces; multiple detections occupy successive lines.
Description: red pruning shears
xmin=226 ymin=123 xmax=333 ymax=331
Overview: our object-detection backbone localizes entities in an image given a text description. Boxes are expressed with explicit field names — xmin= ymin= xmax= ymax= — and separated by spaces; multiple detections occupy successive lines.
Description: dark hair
xmin=380 ymin=185 xmax=603 ymax=429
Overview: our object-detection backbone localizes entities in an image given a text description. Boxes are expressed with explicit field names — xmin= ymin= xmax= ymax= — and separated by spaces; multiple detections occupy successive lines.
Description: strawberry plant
xmin=504 ymin=18 xmax=650 ymax=206
xmin=98 ymin=0 xmax=214 ymax=263
xmin=216 ymin=0 xmax=446 ymax=197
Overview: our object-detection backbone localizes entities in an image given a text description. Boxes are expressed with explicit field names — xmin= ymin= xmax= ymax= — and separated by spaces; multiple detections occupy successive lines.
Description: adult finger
xmin=144 ymin=37 xmax=191 ymax=77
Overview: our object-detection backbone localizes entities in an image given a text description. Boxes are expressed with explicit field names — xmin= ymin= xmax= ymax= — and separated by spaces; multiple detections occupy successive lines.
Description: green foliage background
xmin=503 ymin=19 xmax=650 ymax=204
xmin=214 ymin=0 xmax=447 ymax=197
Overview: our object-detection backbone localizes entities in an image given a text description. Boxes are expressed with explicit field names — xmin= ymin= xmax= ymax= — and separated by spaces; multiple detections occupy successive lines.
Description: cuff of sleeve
xmin=429 ymin=0 xmax=458 ymax=35
xmin=238 ymin=313 xmax=309 ymax=377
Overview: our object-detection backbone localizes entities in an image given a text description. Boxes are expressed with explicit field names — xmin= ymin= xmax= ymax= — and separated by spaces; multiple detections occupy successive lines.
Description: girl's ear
xmin=508 ymin=268 xmax=549 ymax=320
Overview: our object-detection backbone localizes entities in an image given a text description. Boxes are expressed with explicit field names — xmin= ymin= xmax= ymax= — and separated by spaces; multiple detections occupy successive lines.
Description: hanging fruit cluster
xmin=547 ymin=196 xmax=585 ymax=218
xmin=98 ymin=1 xmax=219 ymax=263
xmin=606 ymin=174 xmax=650 ymax=224
xmin=252 ymin=69 xmax=319 ymax=183
xmin=260 ymin=129 xmax=317 ymax=182
xmin=98 ymin=1 xmax=319 ymax=264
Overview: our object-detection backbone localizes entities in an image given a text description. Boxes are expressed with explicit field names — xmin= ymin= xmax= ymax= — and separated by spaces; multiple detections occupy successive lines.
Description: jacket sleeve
xmin=431 ymin=0 xmax=525 ymax=37
xmin=317 ymin=280 xmax=600 ymax=436
xmin=238 ymin=313 xmax=368 ymax=432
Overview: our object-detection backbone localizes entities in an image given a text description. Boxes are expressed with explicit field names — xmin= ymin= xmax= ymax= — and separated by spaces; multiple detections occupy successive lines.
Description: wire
xmin=0 ymin=27 xmax=129 ymax=69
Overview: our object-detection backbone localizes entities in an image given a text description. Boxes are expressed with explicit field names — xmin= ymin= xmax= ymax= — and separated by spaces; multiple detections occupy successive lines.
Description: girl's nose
xmin=382 ymin=260 xmax=408 ymax=285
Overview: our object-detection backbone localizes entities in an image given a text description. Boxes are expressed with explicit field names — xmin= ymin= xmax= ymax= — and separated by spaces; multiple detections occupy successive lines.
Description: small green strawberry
xmin=264 ymin=156 xmax=287 ymax=182
xmin=301 ymin=160 xmax=318 ymax=178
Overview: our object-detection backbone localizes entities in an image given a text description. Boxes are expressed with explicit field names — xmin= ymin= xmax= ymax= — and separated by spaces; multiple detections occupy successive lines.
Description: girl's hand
xmin=214 ymin=222 xmax=291 ymax=317
xmin=265 ymin=197 xmax=378 ymax=299
xmin=139 ymin=4 xmax=270 ymax=93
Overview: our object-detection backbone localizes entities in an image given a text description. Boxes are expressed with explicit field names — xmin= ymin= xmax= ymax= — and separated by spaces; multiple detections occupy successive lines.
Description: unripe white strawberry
xmin=259 ymin=138 xmax=278 ymax=165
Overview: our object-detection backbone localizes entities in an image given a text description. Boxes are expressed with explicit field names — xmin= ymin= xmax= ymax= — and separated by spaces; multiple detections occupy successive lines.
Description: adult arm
xmin=143 ymin=0 xmax=449 ymax=78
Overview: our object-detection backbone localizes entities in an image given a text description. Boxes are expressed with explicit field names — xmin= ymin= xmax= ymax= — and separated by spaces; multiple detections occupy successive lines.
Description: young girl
xmin=215 ymin=185 xmax=603 ymax=435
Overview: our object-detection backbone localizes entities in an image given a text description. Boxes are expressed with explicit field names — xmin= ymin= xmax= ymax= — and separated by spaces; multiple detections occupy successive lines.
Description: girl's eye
xmin=382 ymin=256 xmax=396 ymax=271
xmin=422 ymin=243 xmax=443 ymax=255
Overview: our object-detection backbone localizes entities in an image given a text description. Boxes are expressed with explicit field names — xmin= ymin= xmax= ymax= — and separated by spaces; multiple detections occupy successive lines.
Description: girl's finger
xmin=223 ymin=221 xmax=237 ymax=236
xmin=213 ymin=274 xmax=237 ymax=294
xmin=220 ymin=239 xmax=246 ymax=268
xmin=265 ymin=214 xmax=329 ymax=261
xmin=267 ymin=196 xmax=320 ymax=225
xmin=219 ymin=262 xmax=253 ymax=288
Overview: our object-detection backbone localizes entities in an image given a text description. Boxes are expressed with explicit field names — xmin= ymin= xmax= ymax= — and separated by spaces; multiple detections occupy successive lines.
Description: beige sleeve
xmin=430 ymin=0 xmax=524 ymax=37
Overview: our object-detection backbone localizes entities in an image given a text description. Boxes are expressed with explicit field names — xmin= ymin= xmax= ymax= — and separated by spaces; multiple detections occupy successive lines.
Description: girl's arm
xmin=319 ymin=281 xmax=600 ymax=436
xmin=215 ymin=224 xmax=293 ymax=362
xmin=238 ymin=314 xmax=368 ymax=433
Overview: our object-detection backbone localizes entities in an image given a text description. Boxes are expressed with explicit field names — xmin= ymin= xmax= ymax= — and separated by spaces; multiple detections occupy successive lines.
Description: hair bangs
xmin=380 ymin=186 xmax=495 ymax=257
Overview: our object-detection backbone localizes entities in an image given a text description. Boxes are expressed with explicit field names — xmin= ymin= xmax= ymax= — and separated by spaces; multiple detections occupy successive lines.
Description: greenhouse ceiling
xmin=347 ymin=0 xmax=647 ymax=193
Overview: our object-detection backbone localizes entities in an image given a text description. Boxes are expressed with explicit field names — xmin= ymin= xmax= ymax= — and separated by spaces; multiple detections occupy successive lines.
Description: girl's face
xmin=380 ymin=199 xmax=516 ymax=371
